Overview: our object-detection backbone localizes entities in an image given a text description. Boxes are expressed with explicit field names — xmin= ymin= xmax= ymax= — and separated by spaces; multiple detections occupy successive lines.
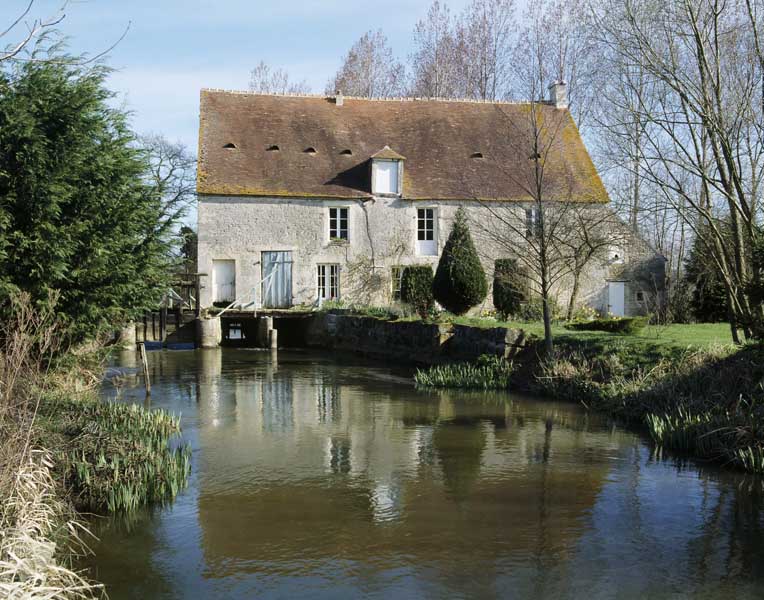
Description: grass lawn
xmin=452 ymin=317 xmax=737 ymax=350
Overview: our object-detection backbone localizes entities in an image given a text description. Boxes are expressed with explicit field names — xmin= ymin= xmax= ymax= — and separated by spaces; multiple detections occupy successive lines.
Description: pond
xmin=83 ymin=348 xmax=764 ymax=599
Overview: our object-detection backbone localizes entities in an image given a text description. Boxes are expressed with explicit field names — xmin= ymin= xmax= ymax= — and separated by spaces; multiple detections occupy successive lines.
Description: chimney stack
xmin=335 ymin=90 xmax=344 ymax=106
xmin=548 ymin=81 xmax=568 ymax=109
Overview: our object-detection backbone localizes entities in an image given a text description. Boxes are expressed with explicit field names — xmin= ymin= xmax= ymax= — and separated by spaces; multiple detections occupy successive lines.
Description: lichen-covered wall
xmin=304 ymin=313 xmax=530 ymax=363
xmin=197 ymin=195 xmax=663 ymax=316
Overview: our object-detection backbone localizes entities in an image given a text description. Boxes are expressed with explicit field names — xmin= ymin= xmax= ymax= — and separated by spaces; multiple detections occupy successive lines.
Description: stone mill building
xmin=196 ymin=84 xmax=664 ymax=317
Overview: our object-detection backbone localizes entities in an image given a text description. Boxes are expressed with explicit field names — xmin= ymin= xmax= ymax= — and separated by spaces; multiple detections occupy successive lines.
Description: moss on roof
xmin=197 ymin=90 xmax=609 ymax=203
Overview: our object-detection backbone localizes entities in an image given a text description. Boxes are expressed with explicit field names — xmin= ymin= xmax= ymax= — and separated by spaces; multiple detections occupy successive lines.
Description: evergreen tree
xmin=401 ymin=265 xmax=434 ymax=318
xmin=684 ymin=227 xmax=729 ymax=323
xmin=432 ymin=208 xmax=487 ymax=314
xmin=0 ymin=58 xmax=179 ymax=341
xmin=493 ymin=259 xmax=527 ymax=319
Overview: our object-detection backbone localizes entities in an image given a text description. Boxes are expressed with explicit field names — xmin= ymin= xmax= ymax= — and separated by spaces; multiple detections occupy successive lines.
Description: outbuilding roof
xmin=197 ymin=90 xmax=609 ymax=203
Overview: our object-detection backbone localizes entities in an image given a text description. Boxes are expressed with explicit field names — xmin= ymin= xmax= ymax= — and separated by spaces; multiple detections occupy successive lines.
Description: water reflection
xmin=86 ymin=349 xmax=764 ymax=600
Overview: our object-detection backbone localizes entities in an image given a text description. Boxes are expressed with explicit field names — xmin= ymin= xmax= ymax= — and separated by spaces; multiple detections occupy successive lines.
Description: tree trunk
xmin=542 ymin=291 xmax=554 ymax=355
xmin=566 ymin=269 xmax=582 ymax=321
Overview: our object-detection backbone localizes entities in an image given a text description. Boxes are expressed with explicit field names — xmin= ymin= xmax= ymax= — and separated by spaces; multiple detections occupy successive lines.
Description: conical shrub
xmin=433 ymin=208 xmax=487 ymax=314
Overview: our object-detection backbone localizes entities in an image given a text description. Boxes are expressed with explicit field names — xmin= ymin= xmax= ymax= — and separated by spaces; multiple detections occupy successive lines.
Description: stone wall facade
xmin=198 ymin=195 xmax=664 ymax=317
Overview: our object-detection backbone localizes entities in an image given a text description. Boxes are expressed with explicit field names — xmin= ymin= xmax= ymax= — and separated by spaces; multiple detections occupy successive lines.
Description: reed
xmin=37 ymin=395 xmax=192 ymax=513
xmin=0 ymin=451 xmax=100 ymax=599
xmin=535 ymin=342 xmax=764 ymax=473
xmin=415 ymin=355 xmax=513 ymax=390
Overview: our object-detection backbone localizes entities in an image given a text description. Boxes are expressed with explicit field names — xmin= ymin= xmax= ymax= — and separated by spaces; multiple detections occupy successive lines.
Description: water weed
xmin=37 ymin=396 xmax=192 ymax=513
xmin=415 ymin=355 xmax=514 ymax=390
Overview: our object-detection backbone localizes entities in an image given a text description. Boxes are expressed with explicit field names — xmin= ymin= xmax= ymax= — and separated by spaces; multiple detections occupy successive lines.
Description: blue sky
xmin=2 ymin=0 xmax=475 ymax=151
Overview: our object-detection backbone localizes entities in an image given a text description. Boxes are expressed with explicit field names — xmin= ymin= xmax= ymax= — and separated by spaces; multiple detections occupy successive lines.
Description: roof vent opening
xmin=223 ymin=143 xmax=237 ymax=149
xmin=471 ymin=152 xmax=484 ymax=159
xmin=266 ymin=145 xmax=280 ymax=152
xmin=340 ymin=149 xmax=353 ymax=156
xmin=304 ymin=147 xmax=317 ymax=155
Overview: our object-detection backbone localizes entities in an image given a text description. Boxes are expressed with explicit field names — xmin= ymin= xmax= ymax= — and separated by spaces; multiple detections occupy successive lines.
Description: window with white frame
xmin=372 ymin=160 xmax=401 ymax=195
xmin=525 ymin=207 xmax=540 ymax=238
xmin=328 ymin=207 xmax=349 ymax=241
xmin=416 ymin=208 xmax=437 ymax=255
xmin=317 ymin=264 xmax=340 ymax=301
xmin=391 ymin=266 xmax=404 ymax=301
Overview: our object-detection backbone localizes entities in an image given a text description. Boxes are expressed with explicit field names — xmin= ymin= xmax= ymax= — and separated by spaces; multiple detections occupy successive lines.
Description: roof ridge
xmin=200 ymin=88 xmax=539 ymax=106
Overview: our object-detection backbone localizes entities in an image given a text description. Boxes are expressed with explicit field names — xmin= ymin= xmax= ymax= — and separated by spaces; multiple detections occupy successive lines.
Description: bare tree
xmin=326 ymin=30 xmax=406 ymax=98
xmin=0 ymin=1 xmax=65 ymax=63
xmin=1 ymin=1 xmax=130 ymax=66
xmin=456 ymin=0 xmax=516 ymax=100
xmin=409 ymin=1 xmax=462 ymax=97
xmin=591 ymin=0 xmax=764 ymax=341
xmin=471 ymin=102 xmax=617 ymax=353
xmin=249 ymin=60 xmax=311 ymax=95
xmin=513 ymin=0 xmax=597 ymax=127
xmin=138 ymin=134 xmax=197 ymax=240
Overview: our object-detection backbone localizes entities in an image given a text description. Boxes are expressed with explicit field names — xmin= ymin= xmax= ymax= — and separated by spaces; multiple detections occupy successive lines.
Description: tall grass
xmin=1 ymin=293 xmax=191 ymax=596
xmin=535 ymin=342 xmax=764 ymax=473
xmin=0 ymin=450 xmax=100 ymax=599
xmin=0 ymin=294 xmax=100 ymax=597
xmin=415 ymin=355 xmax=514 ymax=390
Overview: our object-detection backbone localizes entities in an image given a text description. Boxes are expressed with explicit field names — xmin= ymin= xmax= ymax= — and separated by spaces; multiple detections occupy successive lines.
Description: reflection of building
xmin=194 ymin=354 xmax=621 ymax=577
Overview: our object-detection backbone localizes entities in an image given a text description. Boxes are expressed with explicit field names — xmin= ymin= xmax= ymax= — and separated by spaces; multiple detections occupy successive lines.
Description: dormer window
xmin=370 ymin=146 xmax=405 ymax=196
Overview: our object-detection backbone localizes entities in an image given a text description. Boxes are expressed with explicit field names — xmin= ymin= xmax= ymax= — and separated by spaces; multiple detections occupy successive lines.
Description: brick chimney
xmin=548 ymin=81 xmax=568 ymax=109
xmin=335 ymin=90 xmax=344 ymax=106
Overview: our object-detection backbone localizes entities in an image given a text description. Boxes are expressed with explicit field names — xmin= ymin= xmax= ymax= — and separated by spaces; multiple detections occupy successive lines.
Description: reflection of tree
xmin=688 ymin=470 xmax=764 ymax=581
xmin=433 ymin=418 xmax=486 ymax=502
xmin=329 ymin=437 xmax=351 ymax=474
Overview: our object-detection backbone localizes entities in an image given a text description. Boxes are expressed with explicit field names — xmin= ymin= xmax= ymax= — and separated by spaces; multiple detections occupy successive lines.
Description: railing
xmin=216 ymin=271 xmax=277 ymax=317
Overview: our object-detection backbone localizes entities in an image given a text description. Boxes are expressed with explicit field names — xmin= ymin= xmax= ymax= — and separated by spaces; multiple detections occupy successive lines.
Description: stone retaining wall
xmin=305 ymin=313 xmax=532 ymax=364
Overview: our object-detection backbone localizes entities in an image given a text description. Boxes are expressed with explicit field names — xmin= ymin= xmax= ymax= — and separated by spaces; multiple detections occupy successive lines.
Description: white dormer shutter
xmin=372 ymin=160 xmax=402 ymax=196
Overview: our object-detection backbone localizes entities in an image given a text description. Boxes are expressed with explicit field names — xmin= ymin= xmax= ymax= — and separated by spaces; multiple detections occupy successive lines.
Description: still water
xmin=84 ymin=349 xmax=764 ymax=599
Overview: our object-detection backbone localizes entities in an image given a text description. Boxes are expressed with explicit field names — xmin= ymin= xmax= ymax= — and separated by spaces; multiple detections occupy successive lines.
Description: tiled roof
xmin=197 ymin=90 xmax=609 ymax=203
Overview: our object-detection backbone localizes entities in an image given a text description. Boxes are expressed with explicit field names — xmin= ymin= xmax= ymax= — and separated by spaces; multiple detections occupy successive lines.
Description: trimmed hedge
xmin=493 ymin=258 xmax=526 ymax=319
xmin=565 ymin=316 xmax=649 ymax=334
xmin=401 ymin=265 xmax=434 ymax=317
xmin=433 ymin=208 xmax=487 ymax=315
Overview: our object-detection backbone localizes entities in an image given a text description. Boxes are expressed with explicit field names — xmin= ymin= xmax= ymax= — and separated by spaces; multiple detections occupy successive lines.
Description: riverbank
xmin=530 ymin=338 xmax=764 ymax=473
xmin=0 ymin=302 xmax=190 ymax=597
xmin=314 ymin=309 xmax=763 ymax=473
xmin=413 ymin=318 xmax=764 ymax=473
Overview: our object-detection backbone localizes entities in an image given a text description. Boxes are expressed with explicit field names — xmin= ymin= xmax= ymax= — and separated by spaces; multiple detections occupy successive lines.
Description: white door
xmin=416 ymin=208 xmax=438 ymax=256
xmin=262 ymin=251 xmax=293 ymax=308
xmin=608 ymin=281 xmax=625 ymax=317
xmin=212 ymin=260 xmax=236 ymax=303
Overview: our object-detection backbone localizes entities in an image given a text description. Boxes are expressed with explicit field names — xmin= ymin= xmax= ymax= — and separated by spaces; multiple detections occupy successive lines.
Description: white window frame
xmin=525 ymin=207 xmax=540 ymax=238
xmin=328 ymin=206 xmax=350 ymax=242
xmin=317 ymin=263 xmax=340 ymax=301
xmin=416 ymin=207 xmax=438 ymax=256
xmin=371 ymin=159 xmax=402 ymax=196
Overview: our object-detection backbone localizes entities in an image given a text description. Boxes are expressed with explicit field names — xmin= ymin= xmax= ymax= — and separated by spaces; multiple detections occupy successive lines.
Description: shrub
xmin=515 ymin=296 xmax=562 ymax=322
xmin=565 ymin=316 xmax=648 ymax=334
xmin=401 ymin=266 xmax=434 ymax=317
xmin=432 ymin=208 xmax=488 ymax=314
xmin=414 ymin=355 xmax=514 ymax=389
xmin=493 ymin=259 xmax=526 ymax=319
